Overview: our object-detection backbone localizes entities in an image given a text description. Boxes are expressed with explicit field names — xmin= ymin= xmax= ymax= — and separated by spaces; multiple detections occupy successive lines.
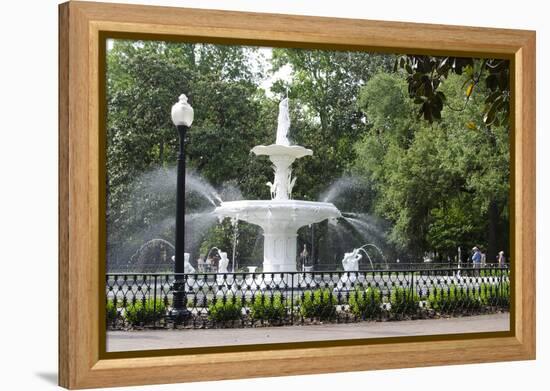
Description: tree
xmin=394 ymin=55 xmax=510 ymax=127
xmin=106 ymin=40 xmax=271 ymax=267
xmin=354 ymin=71 xmax=509 ymax=260
xmin=106 ymin=40 xmax=510 ymax=269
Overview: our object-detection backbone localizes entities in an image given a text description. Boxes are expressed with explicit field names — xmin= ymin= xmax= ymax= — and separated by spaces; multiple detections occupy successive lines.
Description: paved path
xmin=107 ymin=313 xmax=509 ymax=352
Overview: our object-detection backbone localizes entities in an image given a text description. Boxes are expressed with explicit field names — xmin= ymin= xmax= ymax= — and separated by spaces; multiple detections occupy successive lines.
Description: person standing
xmin=471 ymin=246 xmax=482 ymax=268
xmin=300 ymin=244 xmax=309 ymax=271
xmin=498 ymin=251 xmax=506 ymax=266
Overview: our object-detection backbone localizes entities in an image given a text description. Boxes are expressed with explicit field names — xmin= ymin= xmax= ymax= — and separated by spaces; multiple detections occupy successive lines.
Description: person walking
xmin=471 ymin=246 xmax=482 ymax=268
xmin=498 ymin=251 xmax=506 ymax=266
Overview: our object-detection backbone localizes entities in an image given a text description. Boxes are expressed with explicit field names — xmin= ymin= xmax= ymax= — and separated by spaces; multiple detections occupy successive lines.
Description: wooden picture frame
xmin=58 ymin=1 xmax=536 ymax=388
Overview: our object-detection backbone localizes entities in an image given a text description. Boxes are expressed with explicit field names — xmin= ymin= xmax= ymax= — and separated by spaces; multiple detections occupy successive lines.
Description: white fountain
xmin=214 ymin=98 xmax=341 ymax=272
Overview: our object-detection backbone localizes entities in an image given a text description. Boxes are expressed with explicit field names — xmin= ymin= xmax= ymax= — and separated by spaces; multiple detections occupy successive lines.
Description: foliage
xmin=106 ymin=300 xmax=119 ymax=324
xmin=125 ymin=298 xmax=166 ymax=325
xmin=105 ymin=40 xmax=510 ymax=269
xmin=390 ymin=287 xmax=420 ymax=316
xmin=354 ymin=72 xmax=509 ymax=259
xmin=208 ymin=296 xmax=243 ymax=322
xmin=106 ymin=40 xmax=276 ymax=267
xmin=427 ymin=284 xmax=483 ymax=314
xmin=479 ymin=281 xmax=510 ymax=307
xmin=199 ymin=220 xmax=262 ymax=269
xmin=394 ymin=55 xmax=509 ymax=127
xmin=249 ymin=293 xmax=287 ymax=321
xmin=348 ymin=288 xmax=382 ymax=319
xmin=299 ymin=289 xmax=337 ymax=320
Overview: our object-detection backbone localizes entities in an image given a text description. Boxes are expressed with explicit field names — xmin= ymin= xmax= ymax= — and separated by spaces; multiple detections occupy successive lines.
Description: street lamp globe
xmin=171 ymin=94 xmax=194 ymax=127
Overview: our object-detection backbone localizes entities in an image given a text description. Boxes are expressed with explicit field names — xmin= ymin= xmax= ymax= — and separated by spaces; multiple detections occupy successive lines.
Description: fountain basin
xmin=251 ymin=144 xmax=312 ymax=159
xmin=214 ymin=200 xmax=341 ymax=272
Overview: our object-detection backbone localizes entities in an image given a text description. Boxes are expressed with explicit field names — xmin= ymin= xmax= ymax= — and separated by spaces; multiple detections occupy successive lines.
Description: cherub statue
xmin=341 ymin=248 xmax=362 ymax=272
xmin=171 ymin=253 xmax=195 ymax=273
xmin=218 ymin=251 xmax=229 ymax=273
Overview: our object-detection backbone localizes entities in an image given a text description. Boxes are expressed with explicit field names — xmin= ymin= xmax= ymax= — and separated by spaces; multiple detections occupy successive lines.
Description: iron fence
xmin=308 ymin=261 xmax=508 ymax=271
xmin=106 ymin=266 xmax=510 ymax=330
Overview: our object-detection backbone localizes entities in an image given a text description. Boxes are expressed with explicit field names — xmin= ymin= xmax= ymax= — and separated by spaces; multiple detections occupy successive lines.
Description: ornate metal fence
xmin=106 ymin=266 xmax=510 ymax=330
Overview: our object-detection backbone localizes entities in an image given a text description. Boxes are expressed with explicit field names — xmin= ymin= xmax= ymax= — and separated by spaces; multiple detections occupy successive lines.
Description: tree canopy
xmin=105 ymin=39 xmax=510 ymax=271
xmin=354 ymin=71 xmax=509 ymax=260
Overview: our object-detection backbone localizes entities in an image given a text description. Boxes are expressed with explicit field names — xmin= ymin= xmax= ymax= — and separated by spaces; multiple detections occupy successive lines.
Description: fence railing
xmin=107 ymin=261 xmax=508 ymax=274
xmin=308 ymin=261 xmax=507 ymax=271
xmin=106 ymin=266 xmax=510 ymax=330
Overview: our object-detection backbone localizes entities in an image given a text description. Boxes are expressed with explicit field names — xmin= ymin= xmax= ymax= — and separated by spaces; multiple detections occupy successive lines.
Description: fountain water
xmin=230 ymin=218 xmax=239 ymax=272
xmin=340 ymin=243 xmax=387 ymax=270
xmin=214 ymin=98 xmax=341 ymax=272
xmin=359 ymin=243 xmax=387 ymax=268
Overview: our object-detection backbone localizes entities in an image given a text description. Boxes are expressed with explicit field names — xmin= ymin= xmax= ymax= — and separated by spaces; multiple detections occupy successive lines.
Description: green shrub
xmin=250 ymin=293 xmax=287 ymax=322
xmin=300 ymin=289 xmax=337 ymax=320
xmin=428 ymin=284 xmax=483 ymax=313
xmin=125 ymin=298 xmax=166 ymax=326
xmin=428 ymin=286 xmax=454 ymax=312
xmin=479 ymin=281 xmax=510 ymax=307
xmin=348 ymin=288 xmax=382 ymax=319
xmin=208 ymin=296 xmax=243 ymax=322
xmin=106 ymin=299 xmax=119 ymax=324
xmin=390 ymin=287 xmax=419 ymax=316
xmin=498 ymin=281 xmax=511 ymax=307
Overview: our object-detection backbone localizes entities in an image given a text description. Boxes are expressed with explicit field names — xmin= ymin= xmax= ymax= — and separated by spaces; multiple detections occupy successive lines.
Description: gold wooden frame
xmin=59 ymin=1 xmax=536 ymax=388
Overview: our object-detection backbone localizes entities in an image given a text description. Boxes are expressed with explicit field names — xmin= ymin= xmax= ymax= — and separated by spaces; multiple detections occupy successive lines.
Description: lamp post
xmin=170 ymin=94 xmax=194 ymax=320
xmin=311 ymin=223 xmax=315 ymax=267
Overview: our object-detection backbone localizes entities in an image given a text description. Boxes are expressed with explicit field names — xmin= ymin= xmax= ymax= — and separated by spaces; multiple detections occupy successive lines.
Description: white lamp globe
xmin=171 ymin=94 xmax=194 ymax=127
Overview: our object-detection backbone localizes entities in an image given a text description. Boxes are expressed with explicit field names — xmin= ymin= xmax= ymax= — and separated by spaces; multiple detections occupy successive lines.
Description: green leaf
xmin=465 ymin=83 xmax=474 ymax=97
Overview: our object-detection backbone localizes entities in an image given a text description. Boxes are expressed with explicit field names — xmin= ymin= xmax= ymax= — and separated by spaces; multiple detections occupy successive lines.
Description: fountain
xmin=214 ymin=98 xmax=341 ymax=272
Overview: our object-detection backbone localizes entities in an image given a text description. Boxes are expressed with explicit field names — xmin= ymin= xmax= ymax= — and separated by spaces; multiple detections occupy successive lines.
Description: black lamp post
xmin=311 ymin=223 xmax=315 ymax=267
xmin=170 ymin=94 xmax=194 ymax=320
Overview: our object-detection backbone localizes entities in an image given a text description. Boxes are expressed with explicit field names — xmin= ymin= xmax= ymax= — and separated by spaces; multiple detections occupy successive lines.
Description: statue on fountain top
xmin=276 ymin=97 xmax=291 ymax=146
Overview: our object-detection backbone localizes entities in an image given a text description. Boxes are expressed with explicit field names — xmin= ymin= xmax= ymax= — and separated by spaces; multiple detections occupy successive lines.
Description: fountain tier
xmin=214 ymin=200 xmax=341 ymax=272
